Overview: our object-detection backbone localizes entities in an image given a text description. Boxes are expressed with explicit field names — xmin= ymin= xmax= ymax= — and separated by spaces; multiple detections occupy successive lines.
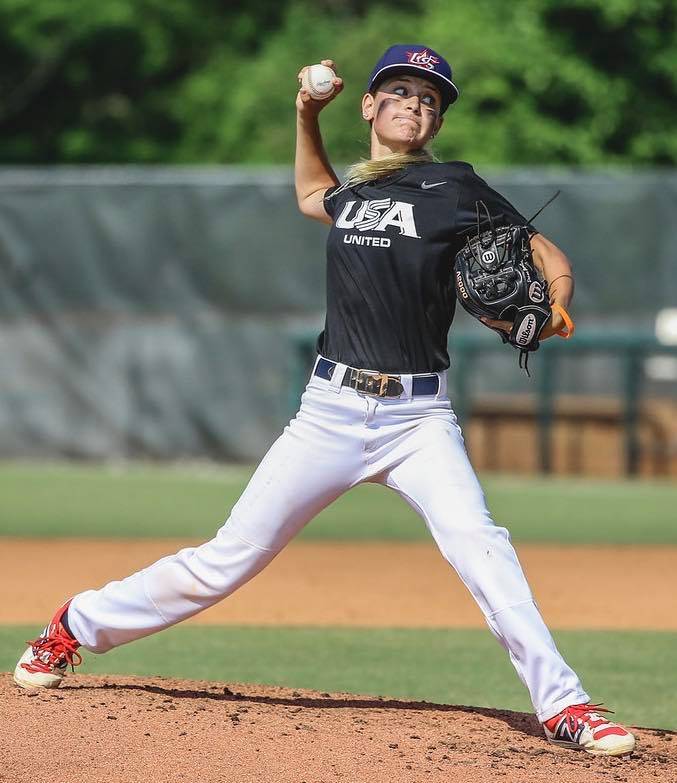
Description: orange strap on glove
xmin=551 ymin=303 xmax=575 ymax=339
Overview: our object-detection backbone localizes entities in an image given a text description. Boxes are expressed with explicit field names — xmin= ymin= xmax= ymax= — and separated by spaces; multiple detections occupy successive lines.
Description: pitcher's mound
xmin=1 ymin=673 xmax=674 ymax=783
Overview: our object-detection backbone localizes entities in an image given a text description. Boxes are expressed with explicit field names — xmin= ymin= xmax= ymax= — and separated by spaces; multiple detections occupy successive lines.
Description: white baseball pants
xmin=68 ymin=357 xmax=589 ymax=722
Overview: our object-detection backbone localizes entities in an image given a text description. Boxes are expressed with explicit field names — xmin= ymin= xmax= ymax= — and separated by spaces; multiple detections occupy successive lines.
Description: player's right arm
xmin=295 ymin=59 xmax=343 ymax=224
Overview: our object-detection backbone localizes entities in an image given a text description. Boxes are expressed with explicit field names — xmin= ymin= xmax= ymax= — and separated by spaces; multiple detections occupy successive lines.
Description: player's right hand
xmin=296 ymin=60 xmax=343 ymax=116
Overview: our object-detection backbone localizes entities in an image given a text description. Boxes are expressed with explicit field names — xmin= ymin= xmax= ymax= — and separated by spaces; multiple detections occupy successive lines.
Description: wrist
xmin=550 ymin=310 xmax=564 ymax=331
xmin=297 ymin=106 xmax=322 ymax=125
xmin=547 ymin=273 xmax=574 ymax=308
xmin=551 ymin=302 xmax=575 ymax=338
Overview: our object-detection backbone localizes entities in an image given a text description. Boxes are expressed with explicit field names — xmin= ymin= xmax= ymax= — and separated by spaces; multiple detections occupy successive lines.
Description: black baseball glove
xmin=454 ymin=201 xmax=551 ymax=374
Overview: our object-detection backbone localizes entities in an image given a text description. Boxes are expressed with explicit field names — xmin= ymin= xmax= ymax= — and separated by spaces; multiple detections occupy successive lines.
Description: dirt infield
xmin=4 ymin=540 xmax=676 ymax=782
xmin=2 ymin=674 xmax=675 ymax=783
xmin=1 ymin=538 xmax=676 ymax=629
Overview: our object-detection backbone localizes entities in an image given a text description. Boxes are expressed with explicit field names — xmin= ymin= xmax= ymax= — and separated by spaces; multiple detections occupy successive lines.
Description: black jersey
xmin=318 ymin=161 xmax=531 ymax=374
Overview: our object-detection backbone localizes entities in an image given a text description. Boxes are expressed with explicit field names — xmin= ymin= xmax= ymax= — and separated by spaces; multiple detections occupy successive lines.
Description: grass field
xmin=1 ymin=461 xmax=677 ymax=543
xmin=2 ymin=625 xmax=674 ymax=729
xmin=2 ymin=461 xmax=675 ymax=730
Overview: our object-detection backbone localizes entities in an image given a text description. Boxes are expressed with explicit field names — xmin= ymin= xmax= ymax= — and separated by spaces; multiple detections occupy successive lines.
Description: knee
xmin=429 ymin=513 xmax=513 ymax=554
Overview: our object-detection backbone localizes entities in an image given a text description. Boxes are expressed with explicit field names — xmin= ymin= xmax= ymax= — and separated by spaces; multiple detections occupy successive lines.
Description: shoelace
xmin=561 ymin=703 xmax=613 ymax=733
xmin=26 ymin=632 xmax=82 ymax=673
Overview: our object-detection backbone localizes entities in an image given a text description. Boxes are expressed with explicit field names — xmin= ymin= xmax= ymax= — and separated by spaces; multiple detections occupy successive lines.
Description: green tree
xmin=1 ymin=0 xmax=676 ymax=165
xmin=0 ymin=0 xmax=287 ymax=161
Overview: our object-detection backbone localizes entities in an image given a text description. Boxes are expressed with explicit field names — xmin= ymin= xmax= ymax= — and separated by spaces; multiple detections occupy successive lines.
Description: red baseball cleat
xmin=543 ymin=703 xmax=635 ymax=756
xmin=14 ymin=600 xmax=82 ymax=689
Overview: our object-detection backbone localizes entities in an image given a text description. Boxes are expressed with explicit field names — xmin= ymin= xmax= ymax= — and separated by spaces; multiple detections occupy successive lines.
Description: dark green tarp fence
xmin=0 ymin=167 xmax=675 ymax=460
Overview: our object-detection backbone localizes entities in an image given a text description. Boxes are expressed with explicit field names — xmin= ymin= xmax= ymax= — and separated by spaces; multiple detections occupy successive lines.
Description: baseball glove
xmin=454 ymin=201 xmax=551 ymax=374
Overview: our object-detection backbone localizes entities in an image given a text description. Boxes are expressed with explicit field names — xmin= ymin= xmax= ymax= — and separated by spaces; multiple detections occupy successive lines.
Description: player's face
xmin=362 ymin=75 xmax=443 ymax=151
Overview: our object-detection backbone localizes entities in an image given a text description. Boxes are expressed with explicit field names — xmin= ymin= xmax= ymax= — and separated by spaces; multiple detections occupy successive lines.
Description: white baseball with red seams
xmin=302 ymin=64 xmax=336 ymax=100
xmin=66 ymin=358 xmax=589 ymax=723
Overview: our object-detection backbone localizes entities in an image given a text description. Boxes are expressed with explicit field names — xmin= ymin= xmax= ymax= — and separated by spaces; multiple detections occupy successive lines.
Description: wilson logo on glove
xmin=515 ymin=314 xmax=537 ymax=346
xmin=528 ymin=281 xmax=545 ymax=303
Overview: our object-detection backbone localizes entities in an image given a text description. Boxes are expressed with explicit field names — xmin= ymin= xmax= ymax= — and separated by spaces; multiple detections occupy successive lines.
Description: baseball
xmin=301 ymin=64 xmax=336 ymax=100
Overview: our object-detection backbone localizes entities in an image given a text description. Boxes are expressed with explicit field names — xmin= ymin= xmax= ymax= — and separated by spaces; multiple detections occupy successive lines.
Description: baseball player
xmin=16 ymin=44 xmax=634 ymax=757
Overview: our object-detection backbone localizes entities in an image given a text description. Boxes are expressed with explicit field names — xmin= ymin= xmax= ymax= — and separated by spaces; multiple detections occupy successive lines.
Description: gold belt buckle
xmin=355 ymin=370 xmax=402 ymax=398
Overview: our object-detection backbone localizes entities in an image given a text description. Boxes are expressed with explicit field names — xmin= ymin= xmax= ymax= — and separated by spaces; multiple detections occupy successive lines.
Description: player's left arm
xmin=529 ymin=233 xmax=574 ymax=340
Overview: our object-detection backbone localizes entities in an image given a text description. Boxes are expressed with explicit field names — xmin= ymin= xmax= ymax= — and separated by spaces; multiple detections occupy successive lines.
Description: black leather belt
xmin=314 ymin=357 xmax=439 ymax=398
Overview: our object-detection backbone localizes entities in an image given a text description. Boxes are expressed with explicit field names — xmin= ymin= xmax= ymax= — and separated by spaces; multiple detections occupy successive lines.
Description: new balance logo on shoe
xmin=542 ymin=703 xmax=635 ymax=756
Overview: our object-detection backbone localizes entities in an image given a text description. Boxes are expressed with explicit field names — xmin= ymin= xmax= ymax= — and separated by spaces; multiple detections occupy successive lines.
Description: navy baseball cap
xmin=367 ymin=44 xmax=459 ymax=113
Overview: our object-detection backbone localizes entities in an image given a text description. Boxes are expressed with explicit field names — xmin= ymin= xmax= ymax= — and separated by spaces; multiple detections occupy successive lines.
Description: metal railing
xmin=452 ymin=332 xmax=677 ymax=475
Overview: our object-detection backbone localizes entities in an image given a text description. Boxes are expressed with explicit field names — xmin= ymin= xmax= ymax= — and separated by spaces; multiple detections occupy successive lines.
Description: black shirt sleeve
xmin=323 ymin=184 xmax=342 ymax=219
xmin=457 ymin=166 xmax=535 ymax=235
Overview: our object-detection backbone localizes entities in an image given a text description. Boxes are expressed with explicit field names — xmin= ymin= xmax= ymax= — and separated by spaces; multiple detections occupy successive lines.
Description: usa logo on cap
xmin=406 ymin=50 xmax=440 ymax=70
xmin=367 ymin=43 xmax=460 ymax=113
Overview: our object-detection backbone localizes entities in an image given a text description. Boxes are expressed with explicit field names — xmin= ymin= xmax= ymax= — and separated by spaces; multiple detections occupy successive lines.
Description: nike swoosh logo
xmin=421 ymin=181 xmax=447 ymax=189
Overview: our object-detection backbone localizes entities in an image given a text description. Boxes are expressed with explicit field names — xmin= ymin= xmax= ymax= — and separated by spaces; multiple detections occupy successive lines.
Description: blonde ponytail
xmin=344 ymin=148 xmax=437 ymax=187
